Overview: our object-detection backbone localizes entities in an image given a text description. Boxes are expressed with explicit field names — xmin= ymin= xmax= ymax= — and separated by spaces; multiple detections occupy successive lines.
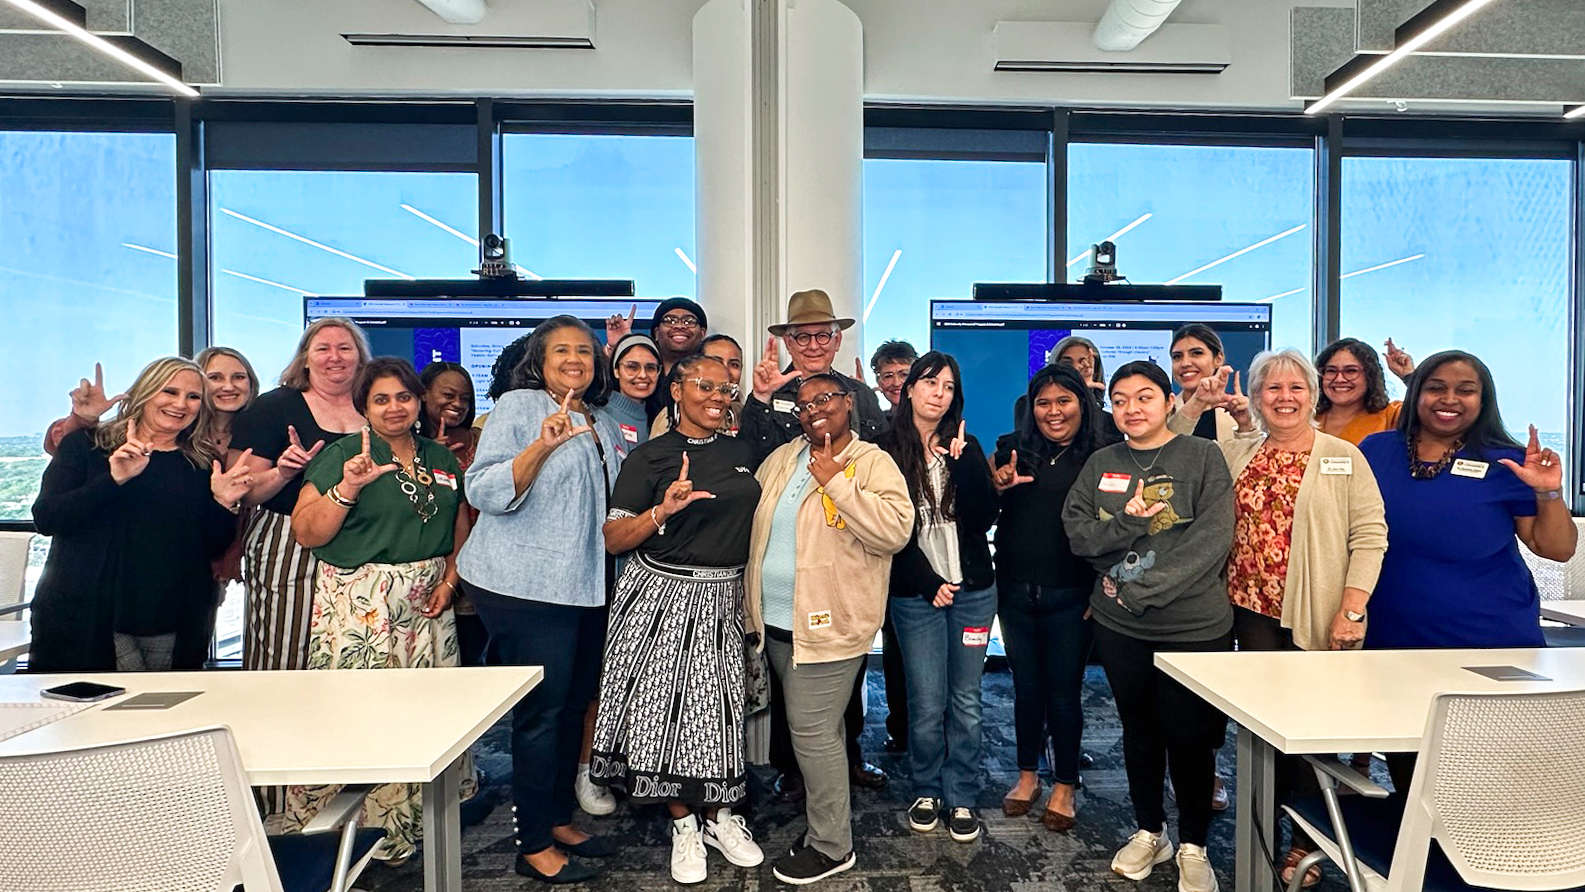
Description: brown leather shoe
xmin=1001 ymin=784 xmax=1040 ymax=817
xmin=1040 ymin=807 xmax=1076 ymax=833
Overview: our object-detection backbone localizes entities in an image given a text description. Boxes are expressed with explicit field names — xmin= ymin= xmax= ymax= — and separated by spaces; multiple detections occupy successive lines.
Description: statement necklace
xmin=392 ymin=441 xmax=438 ymax=523
xmin=1407 ymin=434 xmax=1463 ymax=480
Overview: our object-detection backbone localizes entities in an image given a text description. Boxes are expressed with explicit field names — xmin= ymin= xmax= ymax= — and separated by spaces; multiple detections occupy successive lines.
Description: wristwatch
xmin=1342 ymin=609 xmax=1366 ymax=623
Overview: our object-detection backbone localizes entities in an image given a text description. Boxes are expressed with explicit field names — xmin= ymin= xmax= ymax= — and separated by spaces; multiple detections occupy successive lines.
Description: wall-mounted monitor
xmin=931 ymin=299 xmax=1272 ymax=446
xmin=305 ymin=296 xmax=663 ymax=413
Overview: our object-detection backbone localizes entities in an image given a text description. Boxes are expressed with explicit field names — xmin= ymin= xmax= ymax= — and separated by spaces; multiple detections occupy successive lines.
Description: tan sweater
xmin=1167 ymin=398 xmax=1239 ymax=442
xmin=745 ymin=438 xmax=913 ymax=665
xmin=1219 ymin=431 xmax=1388 ymax=650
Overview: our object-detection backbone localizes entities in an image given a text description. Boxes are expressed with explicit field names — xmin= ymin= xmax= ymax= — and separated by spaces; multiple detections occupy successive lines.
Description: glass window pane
xmin=1068 ymin=143 xmax=1316 ymax=354
xmin=209 ymin=170 xmax=479 ymax=383
xmin=501 ymin=133 xmax=696 ymax=297
xmin=1340 ymin=156 xmax=1571 ymax=450
xmin=863 ymin=156 xmax=1048 ymax=359
xmin=2 ymin=131 xmax=177 ymax=525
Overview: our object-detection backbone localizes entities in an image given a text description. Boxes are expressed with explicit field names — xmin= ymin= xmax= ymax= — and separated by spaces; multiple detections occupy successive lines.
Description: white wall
xmin=214 ymin=0 xmax=1352 ymax=111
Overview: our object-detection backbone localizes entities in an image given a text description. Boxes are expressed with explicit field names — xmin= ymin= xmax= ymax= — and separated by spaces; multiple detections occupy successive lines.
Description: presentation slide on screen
xmin=931 ymin=300 xmax=1271 ymax=448
xmin=306 ymin=297 xmax=661 ymax=414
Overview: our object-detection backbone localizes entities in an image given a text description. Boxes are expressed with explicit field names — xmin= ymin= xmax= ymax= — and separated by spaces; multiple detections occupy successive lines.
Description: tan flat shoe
xmin=1001 ymin=784 xmax=1040 ymax=817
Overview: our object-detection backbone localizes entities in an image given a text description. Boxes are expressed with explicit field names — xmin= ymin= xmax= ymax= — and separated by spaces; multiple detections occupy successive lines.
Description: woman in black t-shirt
xmin=591 ymin=354 xmax=765 ymax=885
xmin=991 ymin=365 xmax=1104 ymax=832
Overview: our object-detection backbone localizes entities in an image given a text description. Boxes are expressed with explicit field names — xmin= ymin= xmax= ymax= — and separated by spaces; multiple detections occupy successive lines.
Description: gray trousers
xmin=765 ymin=637 xmax=865 ymax=860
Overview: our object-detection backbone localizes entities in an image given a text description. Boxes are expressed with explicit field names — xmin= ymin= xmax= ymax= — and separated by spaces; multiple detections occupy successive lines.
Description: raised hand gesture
xmin=277 ymin=425 xmax=326 ymax=479
xmin=752 ymin=336 xmax=800 ymax=403
xmin=539 ymin=389 xmax=593 ymax=450
xmin=340 ymin=429 xmax=400 ymax=495
xmin=71 ymin=362 xmax=128 ymax=425
xmin=605 ymin=303 xmax=636 ymax=349
xmin=1498 ymin=424 xmax=1563 ymax=494
xmin=1224 ymin=371 xmax=1253 ymax=431
xmin=991 ymin=449 xmax=1035 ymax=493
xmin=809 ymin=433 xmax=846 ymax=485
xmin=1124 ymin=477 xmax=1169 ymax=519
xmin=852 ymin=357 xmax=867 ymax=384
xmin=1188 ymin=364 xmax=1234 ymax=412
xmin=109 ymin=419 xmax=152 ymax=484
xmin=1384 ymin=337 xmax=1416 ymax=381
xmin=211 ymin=448 xmax=255 ymax=506
xmin=933 ymin=420 xmax=968 ymax=460
xmin=659 ymin=451 xmax=715 ymax=519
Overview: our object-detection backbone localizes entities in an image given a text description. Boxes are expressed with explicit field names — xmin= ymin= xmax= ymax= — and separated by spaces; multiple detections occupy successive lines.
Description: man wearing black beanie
xmin=651 ymin=297 xmax=709 ymax=372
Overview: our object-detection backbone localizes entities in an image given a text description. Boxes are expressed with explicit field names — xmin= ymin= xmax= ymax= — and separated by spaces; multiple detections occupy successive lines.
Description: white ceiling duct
xmin=1092 ymin=0 xmax=1185 ymax=52
xmin=413 ymin=0 xmax=487 ymax=25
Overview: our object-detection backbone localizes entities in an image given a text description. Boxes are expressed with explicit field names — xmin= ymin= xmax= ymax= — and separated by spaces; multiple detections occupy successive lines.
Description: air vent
xmin=341 ymin=33 xmax=593 ymax=49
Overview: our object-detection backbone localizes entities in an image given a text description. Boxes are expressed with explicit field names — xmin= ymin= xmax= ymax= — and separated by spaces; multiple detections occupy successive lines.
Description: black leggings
xmin=1095 ymin=623 xmax=1232 ymax=847
xmin=999 ymin=582 xmax=1092 ymax=783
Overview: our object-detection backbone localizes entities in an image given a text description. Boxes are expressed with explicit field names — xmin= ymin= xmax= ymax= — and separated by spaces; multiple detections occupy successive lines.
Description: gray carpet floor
xmin=357 ymin=664 xmax=1358 ymax=891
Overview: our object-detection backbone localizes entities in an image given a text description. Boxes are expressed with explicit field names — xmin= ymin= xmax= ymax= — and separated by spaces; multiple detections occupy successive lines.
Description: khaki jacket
xmin=745 ymin=437 xmax=912 ymax=665
xmin=1219 ymin=431 xmax=1388 ymax=650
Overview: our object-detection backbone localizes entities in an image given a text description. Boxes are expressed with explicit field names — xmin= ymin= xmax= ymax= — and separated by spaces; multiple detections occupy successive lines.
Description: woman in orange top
xmin=1313 ymin=337 xmax=1415 ymax=445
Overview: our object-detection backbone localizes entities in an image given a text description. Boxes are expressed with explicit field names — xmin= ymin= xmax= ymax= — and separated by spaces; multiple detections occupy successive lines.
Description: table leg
xmin=1234 ymin=725 xmax=1277 ymax=892
xmin=423 ymin=756 xmax=463 ymax=892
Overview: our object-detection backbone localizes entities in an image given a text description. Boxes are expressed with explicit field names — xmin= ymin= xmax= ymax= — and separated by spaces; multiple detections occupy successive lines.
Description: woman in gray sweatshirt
xmin=1061 ymin=360 xmax=1233 ymax=892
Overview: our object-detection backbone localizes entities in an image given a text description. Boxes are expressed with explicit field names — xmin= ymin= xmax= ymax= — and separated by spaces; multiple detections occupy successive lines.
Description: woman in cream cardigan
xmin=1217 ymin=347 xmax=1387 ymax=887
xmin=745 ymin=373 xmax=913 ymax=886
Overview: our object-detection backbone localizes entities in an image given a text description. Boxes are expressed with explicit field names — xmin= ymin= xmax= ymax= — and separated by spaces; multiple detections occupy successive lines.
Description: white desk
xmin=1540 ymin=600 xmax=1585 ymax=626
xmin=0 ymin=622 xmax=28 ymax=662
xmin=1157 ymin=648 xmax=1585 ymax=892
xmin=0 ymin=666 xmax=540 ymax=892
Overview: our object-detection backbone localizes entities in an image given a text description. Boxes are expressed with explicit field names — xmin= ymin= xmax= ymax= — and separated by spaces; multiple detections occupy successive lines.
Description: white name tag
xmin=1319 ymin=456 xmax=1352 ymax=476
xmin=773 ymin=398 xmax=796 ymax=414
xmin=433 ymin=469 xmax=458 ymax=489
xmin=807 ymin=610 xmax=832 ymax=630
xmin=619 ymin=424 xmax=639 ymax=444
xmin=1451 ymin=459 xmax=1489 ymax=479
xmin=962 ymin=626 xmax=990 ymax=647
xmin=1098 ymin=472 xmax=1131 ymax=493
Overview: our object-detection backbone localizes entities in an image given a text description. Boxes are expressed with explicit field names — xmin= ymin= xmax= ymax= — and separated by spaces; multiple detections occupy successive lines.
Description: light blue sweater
xmin=458 ymin=389 xmax=625 ymax=607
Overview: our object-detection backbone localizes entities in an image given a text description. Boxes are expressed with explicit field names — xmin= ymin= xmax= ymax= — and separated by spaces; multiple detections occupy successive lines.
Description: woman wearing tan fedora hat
xmin=741 ymin=289 xmax=885 ymax=469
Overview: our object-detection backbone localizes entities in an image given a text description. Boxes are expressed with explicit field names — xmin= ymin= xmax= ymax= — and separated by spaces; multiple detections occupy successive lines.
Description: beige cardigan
xmin=1168 ymin=398 xmax=1238 ymax=442
xmin=745 ymin=438 xmax=913 ymax=665
xmin=1219 ymin=431 xmax=1388 ymax=650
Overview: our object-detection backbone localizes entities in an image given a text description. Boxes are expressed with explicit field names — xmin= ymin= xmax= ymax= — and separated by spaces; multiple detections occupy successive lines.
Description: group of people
xmin=27 ymin=288 xmax=1575 ymax=890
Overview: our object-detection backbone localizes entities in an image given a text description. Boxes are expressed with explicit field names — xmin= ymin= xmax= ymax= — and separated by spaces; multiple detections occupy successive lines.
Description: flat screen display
xmin=931 ymin=299 xmax=1272 ymax=446
xmin=305 ymin=297 xmax=663 ymax=413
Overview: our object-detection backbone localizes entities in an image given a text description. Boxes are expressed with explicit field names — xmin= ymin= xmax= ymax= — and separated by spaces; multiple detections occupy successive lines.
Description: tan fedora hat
xmin=767 ymin=289 xmax=856 ymax=336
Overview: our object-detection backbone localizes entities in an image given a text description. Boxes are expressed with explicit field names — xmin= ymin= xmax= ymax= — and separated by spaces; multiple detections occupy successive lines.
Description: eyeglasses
xmin=685 ymin=377 xmax=740 ymax=401
xmin=794 ymin=391 xmax=846 ymax=415
xmin=1320 ymin=366 xmax=1364 ymax=380
xmin=788 ymin=330 xmax=835 ymax=347
xmin=876 ymin=369 xmax=909 ymax=385
xmin=618 ymin=361 xmax=660 ymax=376
xmin=659 ymin=315 xmax=700 ymax=329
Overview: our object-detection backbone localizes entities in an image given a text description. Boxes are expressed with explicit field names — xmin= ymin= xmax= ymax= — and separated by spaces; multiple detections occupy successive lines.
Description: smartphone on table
xmin=40 ymin=681 xmax=126 ymax=703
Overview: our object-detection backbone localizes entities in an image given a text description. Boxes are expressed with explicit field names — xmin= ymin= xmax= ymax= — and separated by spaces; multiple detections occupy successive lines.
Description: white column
xmin=693 ymin=0 xmax=864 ymax=365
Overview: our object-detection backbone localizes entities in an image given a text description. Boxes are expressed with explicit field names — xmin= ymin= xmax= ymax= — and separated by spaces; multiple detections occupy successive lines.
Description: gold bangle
xmin=328 ymin=485 xmax=357 ymax=508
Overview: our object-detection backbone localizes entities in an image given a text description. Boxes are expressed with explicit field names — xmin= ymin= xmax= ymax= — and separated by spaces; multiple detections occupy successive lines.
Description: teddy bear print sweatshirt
xmin=1061 ymin=434 xmax=1235 ymax=643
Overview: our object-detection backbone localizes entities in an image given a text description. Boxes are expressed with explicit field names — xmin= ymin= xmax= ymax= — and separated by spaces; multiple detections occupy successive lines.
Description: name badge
xmin=807 ymin=610 xmax=833 ymax=630
xmin=1319 ymin=456 xmax=1352 ymax=476
xmin=619 ymin=423 xmax=639 ymax=444
xmin=1451 ymin=459 xmax=1489 ymax=479
xmin=433 ymin=469 xmax=458 ymax=489
xmin=1098 ymin=472 xmax=1131 ymax=493
xmin=962 ymin=626 xmax=990 ymax=647
xmin=773 ymin=398 xmax=796 ymax=414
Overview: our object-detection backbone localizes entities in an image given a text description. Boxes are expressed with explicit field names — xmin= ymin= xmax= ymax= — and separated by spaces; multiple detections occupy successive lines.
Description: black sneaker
xmin=947 ymin=807 xmax=981 ymax=842
xmin=907 ymin=796 xmax=942 ymax=832
xmin=772 ymin=844 xmax=856 ymax=885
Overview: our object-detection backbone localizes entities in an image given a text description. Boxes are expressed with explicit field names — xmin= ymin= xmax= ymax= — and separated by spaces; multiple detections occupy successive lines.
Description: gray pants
xmin=765 ymin=637 xmax=865 ymax=860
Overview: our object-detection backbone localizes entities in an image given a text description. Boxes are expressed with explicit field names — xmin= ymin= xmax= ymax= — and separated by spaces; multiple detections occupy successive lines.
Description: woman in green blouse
xmin=284 ymin=356 xmax=475 ymax=864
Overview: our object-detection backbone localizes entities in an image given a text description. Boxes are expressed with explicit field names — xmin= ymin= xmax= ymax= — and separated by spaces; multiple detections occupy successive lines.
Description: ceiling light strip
xmin=0 ymin=0 xmax=198 ymax=96
xmin=1305 ymin=0 xmax=1499 ymax=115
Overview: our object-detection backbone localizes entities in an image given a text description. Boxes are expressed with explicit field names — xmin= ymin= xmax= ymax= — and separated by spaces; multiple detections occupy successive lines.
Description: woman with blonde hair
xmin=230 ymin=318 xmax=371 ymax=674
xmin=30 ymin=356 xmax=254 ymax=672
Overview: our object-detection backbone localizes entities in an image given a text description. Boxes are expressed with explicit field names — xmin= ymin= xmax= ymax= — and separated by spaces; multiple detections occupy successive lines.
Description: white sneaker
xmin=671 ymin=814 xmax=708 ymax=884
xmin=575 ymin=763 xmax=616 ymax=816
xmin=704 ymin=808 xmax=765 ymax=867
xmin=1176 ymin=843 xmax=1219 ymax=892
xmin=1112 ymin=828 xmax=1174 ymax=881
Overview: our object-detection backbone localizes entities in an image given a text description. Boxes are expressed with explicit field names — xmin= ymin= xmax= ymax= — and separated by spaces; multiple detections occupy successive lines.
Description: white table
xmin=0 ymin=666 xmax=540 ymax=892
xmin=1540 ymin=600 xmax=1585 ymax=626
xmin=0 ymin=622 xmax=28 ymax=662
xmin=1156 ymin=648 xmax=1585 ymax=892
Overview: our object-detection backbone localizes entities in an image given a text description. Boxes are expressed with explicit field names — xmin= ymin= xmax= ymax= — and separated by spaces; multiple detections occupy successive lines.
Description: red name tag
xmin=1098 ymin=472 xmax=1131 ymax=493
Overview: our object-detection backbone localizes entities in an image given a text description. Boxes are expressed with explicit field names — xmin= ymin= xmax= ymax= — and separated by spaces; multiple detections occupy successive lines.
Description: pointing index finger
xmin=627 ymin=303 xmax=637 ymax=324
xmin=679 ymin=451 xmax=690 ymax=481
xmin=287 ymin=425 xmax=302 ymax=449
xmin=560 ymin=388 xmax=573 ymax=414
xmin=1232 ymin=371 xmax=1243 ymax=397
xmin=957 ymin=420 xmax=966 ymax=442
xmin=360 ymin=428 xmax=370 ymax=456
xmin=94 ymin=362 xmax=104 ymax=389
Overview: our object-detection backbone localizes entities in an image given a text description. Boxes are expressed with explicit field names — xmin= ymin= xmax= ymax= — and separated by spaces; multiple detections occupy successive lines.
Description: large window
xmin=862 ymin=157 xmax=1047 ymax=360
xmin=209 ymin=170 xmax=479 ymax=382
xmin=1068 ymin=143 xmax=1316 ymax=354
xmin=501 ymin=132 xmax=696 ymax=297
xmin=1 ymin=130 xmax=177 ymax=523
xmin=1340 ymin=155 xmax=1573 ymax=451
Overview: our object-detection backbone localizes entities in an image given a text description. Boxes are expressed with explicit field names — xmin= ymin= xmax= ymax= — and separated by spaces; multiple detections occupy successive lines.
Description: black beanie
xmin=651 ymin=297 xmax=708 ymax=333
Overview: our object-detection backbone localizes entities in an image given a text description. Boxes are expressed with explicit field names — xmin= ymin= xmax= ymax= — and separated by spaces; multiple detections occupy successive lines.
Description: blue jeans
xmin=889 ymin=583 xmax=998 ymax=808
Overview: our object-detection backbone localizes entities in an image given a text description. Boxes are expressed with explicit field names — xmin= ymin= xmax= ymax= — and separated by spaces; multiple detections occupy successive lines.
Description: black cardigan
xmin=886 ymin=434 xmax=1000 ymax=597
